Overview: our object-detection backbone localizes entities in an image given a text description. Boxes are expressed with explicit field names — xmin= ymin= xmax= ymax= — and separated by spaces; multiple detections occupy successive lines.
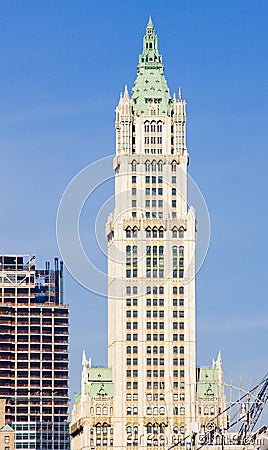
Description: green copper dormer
xmin=132 ymin=17 xmax=173 ymax=116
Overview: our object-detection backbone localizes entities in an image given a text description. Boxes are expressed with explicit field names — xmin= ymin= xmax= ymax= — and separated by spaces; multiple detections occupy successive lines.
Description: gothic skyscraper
xmin=106 ymin=17 xmax=197 ymax=447
xmin=70 ymin=18 xmax=226 ymax=450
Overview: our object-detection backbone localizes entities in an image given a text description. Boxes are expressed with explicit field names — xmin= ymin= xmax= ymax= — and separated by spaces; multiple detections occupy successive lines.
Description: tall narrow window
xmin=157 ymin=121 xmax=163 ymax=132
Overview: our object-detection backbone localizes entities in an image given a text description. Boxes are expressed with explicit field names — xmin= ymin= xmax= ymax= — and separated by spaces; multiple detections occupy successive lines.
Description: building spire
xmin=147 ymin=15 xmax=154 ymax=31
xmin=123 ymin=84 xmax=129 ymax=99
xmin=131 ymin=19 xmax=172 ymax=115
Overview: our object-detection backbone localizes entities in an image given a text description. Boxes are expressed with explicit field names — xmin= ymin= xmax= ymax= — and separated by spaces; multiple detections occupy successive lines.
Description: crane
xmin=238 ymin=372 xmax=268 ymax=439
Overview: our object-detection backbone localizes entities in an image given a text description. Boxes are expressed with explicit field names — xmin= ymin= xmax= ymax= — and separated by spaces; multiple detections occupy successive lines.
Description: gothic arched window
xmin=171 ymin=161 xmax=177 ymax=172
xmin=157 ymin=121 xmax=163 ymax=132
xmin=144 ymin=121 xmax=150 ymax=133
xmin=151 ymin=121 xmax=156 ymax=133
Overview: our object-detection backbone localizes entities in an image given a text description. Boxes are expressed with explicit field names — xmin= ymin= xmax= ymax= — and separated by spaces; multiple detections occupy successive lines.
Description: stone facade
xmin=70 ymin=353 xmax=114 ymax=448
xmin=70 ymin=18 xmax=227 ymax=450
xmin=106 ymin=17 xmax=196 ymax=449
xmin=196 ymin=352 xmax=228 ymax=432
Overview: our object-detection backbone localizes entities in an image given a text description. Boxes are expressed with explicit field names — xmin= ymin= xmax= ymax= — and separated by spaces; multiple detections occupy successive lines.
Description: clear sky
xmin=0 ymin=0 xmax=267 ymax=403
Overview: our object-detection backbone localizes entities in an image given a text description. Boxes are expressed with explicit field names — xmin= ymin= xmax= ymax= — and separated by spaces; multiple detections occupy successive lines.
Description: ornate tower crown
xmin=131 ymin=17 xmax=173 ymax=115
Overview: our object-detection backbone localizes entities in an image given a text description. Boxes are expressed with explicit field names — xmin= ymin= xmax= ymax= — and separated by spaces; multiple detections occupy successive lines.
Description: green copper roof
xmin=197 ymin=367 xmax=224 ymax=399
xmin=74 ymin=393 xmax=81 ymax=405
xmin=87 ymin=368 xmax=113 ymax=382
xmin=76 ymin=368 xmax=114 ymax=404
xmin=0 ymin=424 xmax=14 ymax=432
xmin=131 ymin=17 xmax=173 ymax=115
xmin=85 ymin=368 xmax=114 ymax=397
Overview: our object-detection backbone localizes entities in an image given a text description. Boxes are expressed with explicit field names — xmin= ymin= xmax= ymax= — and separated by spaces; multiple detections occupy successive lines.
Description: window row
xmin=146 ymin=334 xmax=165 ymax=341
xmin=126 ymin=346 xmax=138 ymax=354
xmin=145 ymin=187 xmax=163 ymax=195
xmin=173 ymin=269 xmax=184 ymax=279
xmin=172 ymin=227 xmax=185 ymax=238
xmin=126 ymin=257 xmax=137 ymax=267
xmin=145 ymin=161 xmax=163 ymax=172
xmin=126 ymin=407 xmax=138 ymax=415
xmin=173 ymin=370 xmax=185 ymax=378
xmin=146 ymin=406 xmax=166 ymax=415
xmin=146 ymin=269 xmax=164 ymax=279
xmin=126 ymin=322 xmax=138 ymax=329
xmin=173 ymin=257 xmax=184 ymax=267
xmin=145 ymin=176 xmax=162 ymax=184
xmin=146 ymin=423 xmax=166 ymax=434
xmin=146 ymin=227 xmax=164 ymax=238
xmin=146 ymin=381 xmax=165 ymax=389
xmin=126 ymin=245 xmax=137 ymax=254
xmin=126 ymin=393 xmax=138 ymax=401
xmin=173 ymin=393 xmax=185 ymax=401
xmin=146 ymin=358 xmax=165 ymax=365
xmin=145 ymin=199 xmax=163 ymax=208
xmin=146 ymin=286 xmax=164 ymax=294
xmin=173 ymin=359 xmax=185 ymax=366
xmin=126 ymin=286 xmax=138 ymax=294
xmin=144 ymin=137 xmax=163 ymax=144
xmin=173 ymin=425 xmax=185 ymax=435
xmin=202 ymin=406 xmax=216 ymax=416
xmin=126 ymin=334 xmax=138 ymax=341
xmin=126 ymin=358 xmax=138 ymax=365
xmin=147 ymin=245 xmax=164 ymax=255
xmin=95 ymin=423 xmax=112 ymax=434
xmin=173 ymin=346 xmax=184 ymax=355
xmin=92 ymin=406 xmax=113 ymax=415
xmin=126 ymin=310 xmax=138 ymax=318
xmin=126 ymin=381 xmax=138 ymax=389
xmin=126 ymin=297 xmax=183 ymax=308
xmin=173 ymin=382 xmax=185 ymax=389
xmin=144 ymin=121 xmax=163 ymax=133
xmin=173 ymin=246 xmax=184 ymax=255
xmin=146 ymin=310 xmax=164 ymax=317
xmin=126 ymin=370 xmax=138 ymax=378
xmin=125 ymin=227 xmax=185 ymax=239
xmin=145 ymin=211 xmax=166 ymax=218
xmin=125 ymin=227 xmax=138 ymax=238
xmin=126 ymin=298 xmax=138 ymax=306
xmin=147 ymin=346 xmax=164 ymax=354
xmin=147 ymin=322 xmax=165 ymax=329
xmin=126 ymin=270 xmax=137 ymax=278
xmin=146 ymin=298 xmax=164 ymax=306
xmin=144 ymin=148 xmax=163 ymax=155
xmin=173 ymin=334 xmax=185 ymax=341
xmin=146 ymin=370 xmax=165 ymax=377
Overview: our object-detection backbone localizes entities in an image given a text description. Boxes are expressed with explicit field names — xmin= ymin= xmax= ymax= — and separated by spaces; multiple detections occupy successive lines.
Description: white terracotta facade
xmin=70 ymin=19 xmax=226 ymax=450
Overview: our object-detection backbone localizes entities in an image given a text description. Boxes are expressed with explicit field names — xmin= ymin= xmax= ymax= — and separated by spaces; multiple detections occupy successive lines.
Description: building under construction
xmin=0 ymin=254 xmax=69 ymax=449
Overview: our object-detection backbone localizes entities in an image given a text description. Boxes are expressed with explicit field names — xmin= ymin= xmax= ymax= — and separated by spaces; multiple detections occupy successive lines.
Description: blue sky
xmin=0 ymin=0 xmax=267 ymax=403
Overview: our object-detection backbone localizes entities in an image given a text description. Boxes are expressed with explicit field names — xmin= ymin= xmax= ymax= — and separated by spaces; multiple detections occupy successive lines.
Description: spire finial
xmin=82 ymin=350 xmax=87 ymax=367
xmin=123 ymin=84 xmax=129 ymax=99
xmin=147 ymin=15 xmax=154 ymax=31
xmin=178 ymin=87 xmax=182 ymax=101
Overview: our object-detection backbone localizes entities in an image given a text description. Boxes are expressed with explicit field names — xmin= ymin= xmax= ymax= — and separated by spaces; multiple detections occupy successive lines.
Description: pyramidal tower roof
xmin=131 ymin=17 xmax=172 ymax=115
